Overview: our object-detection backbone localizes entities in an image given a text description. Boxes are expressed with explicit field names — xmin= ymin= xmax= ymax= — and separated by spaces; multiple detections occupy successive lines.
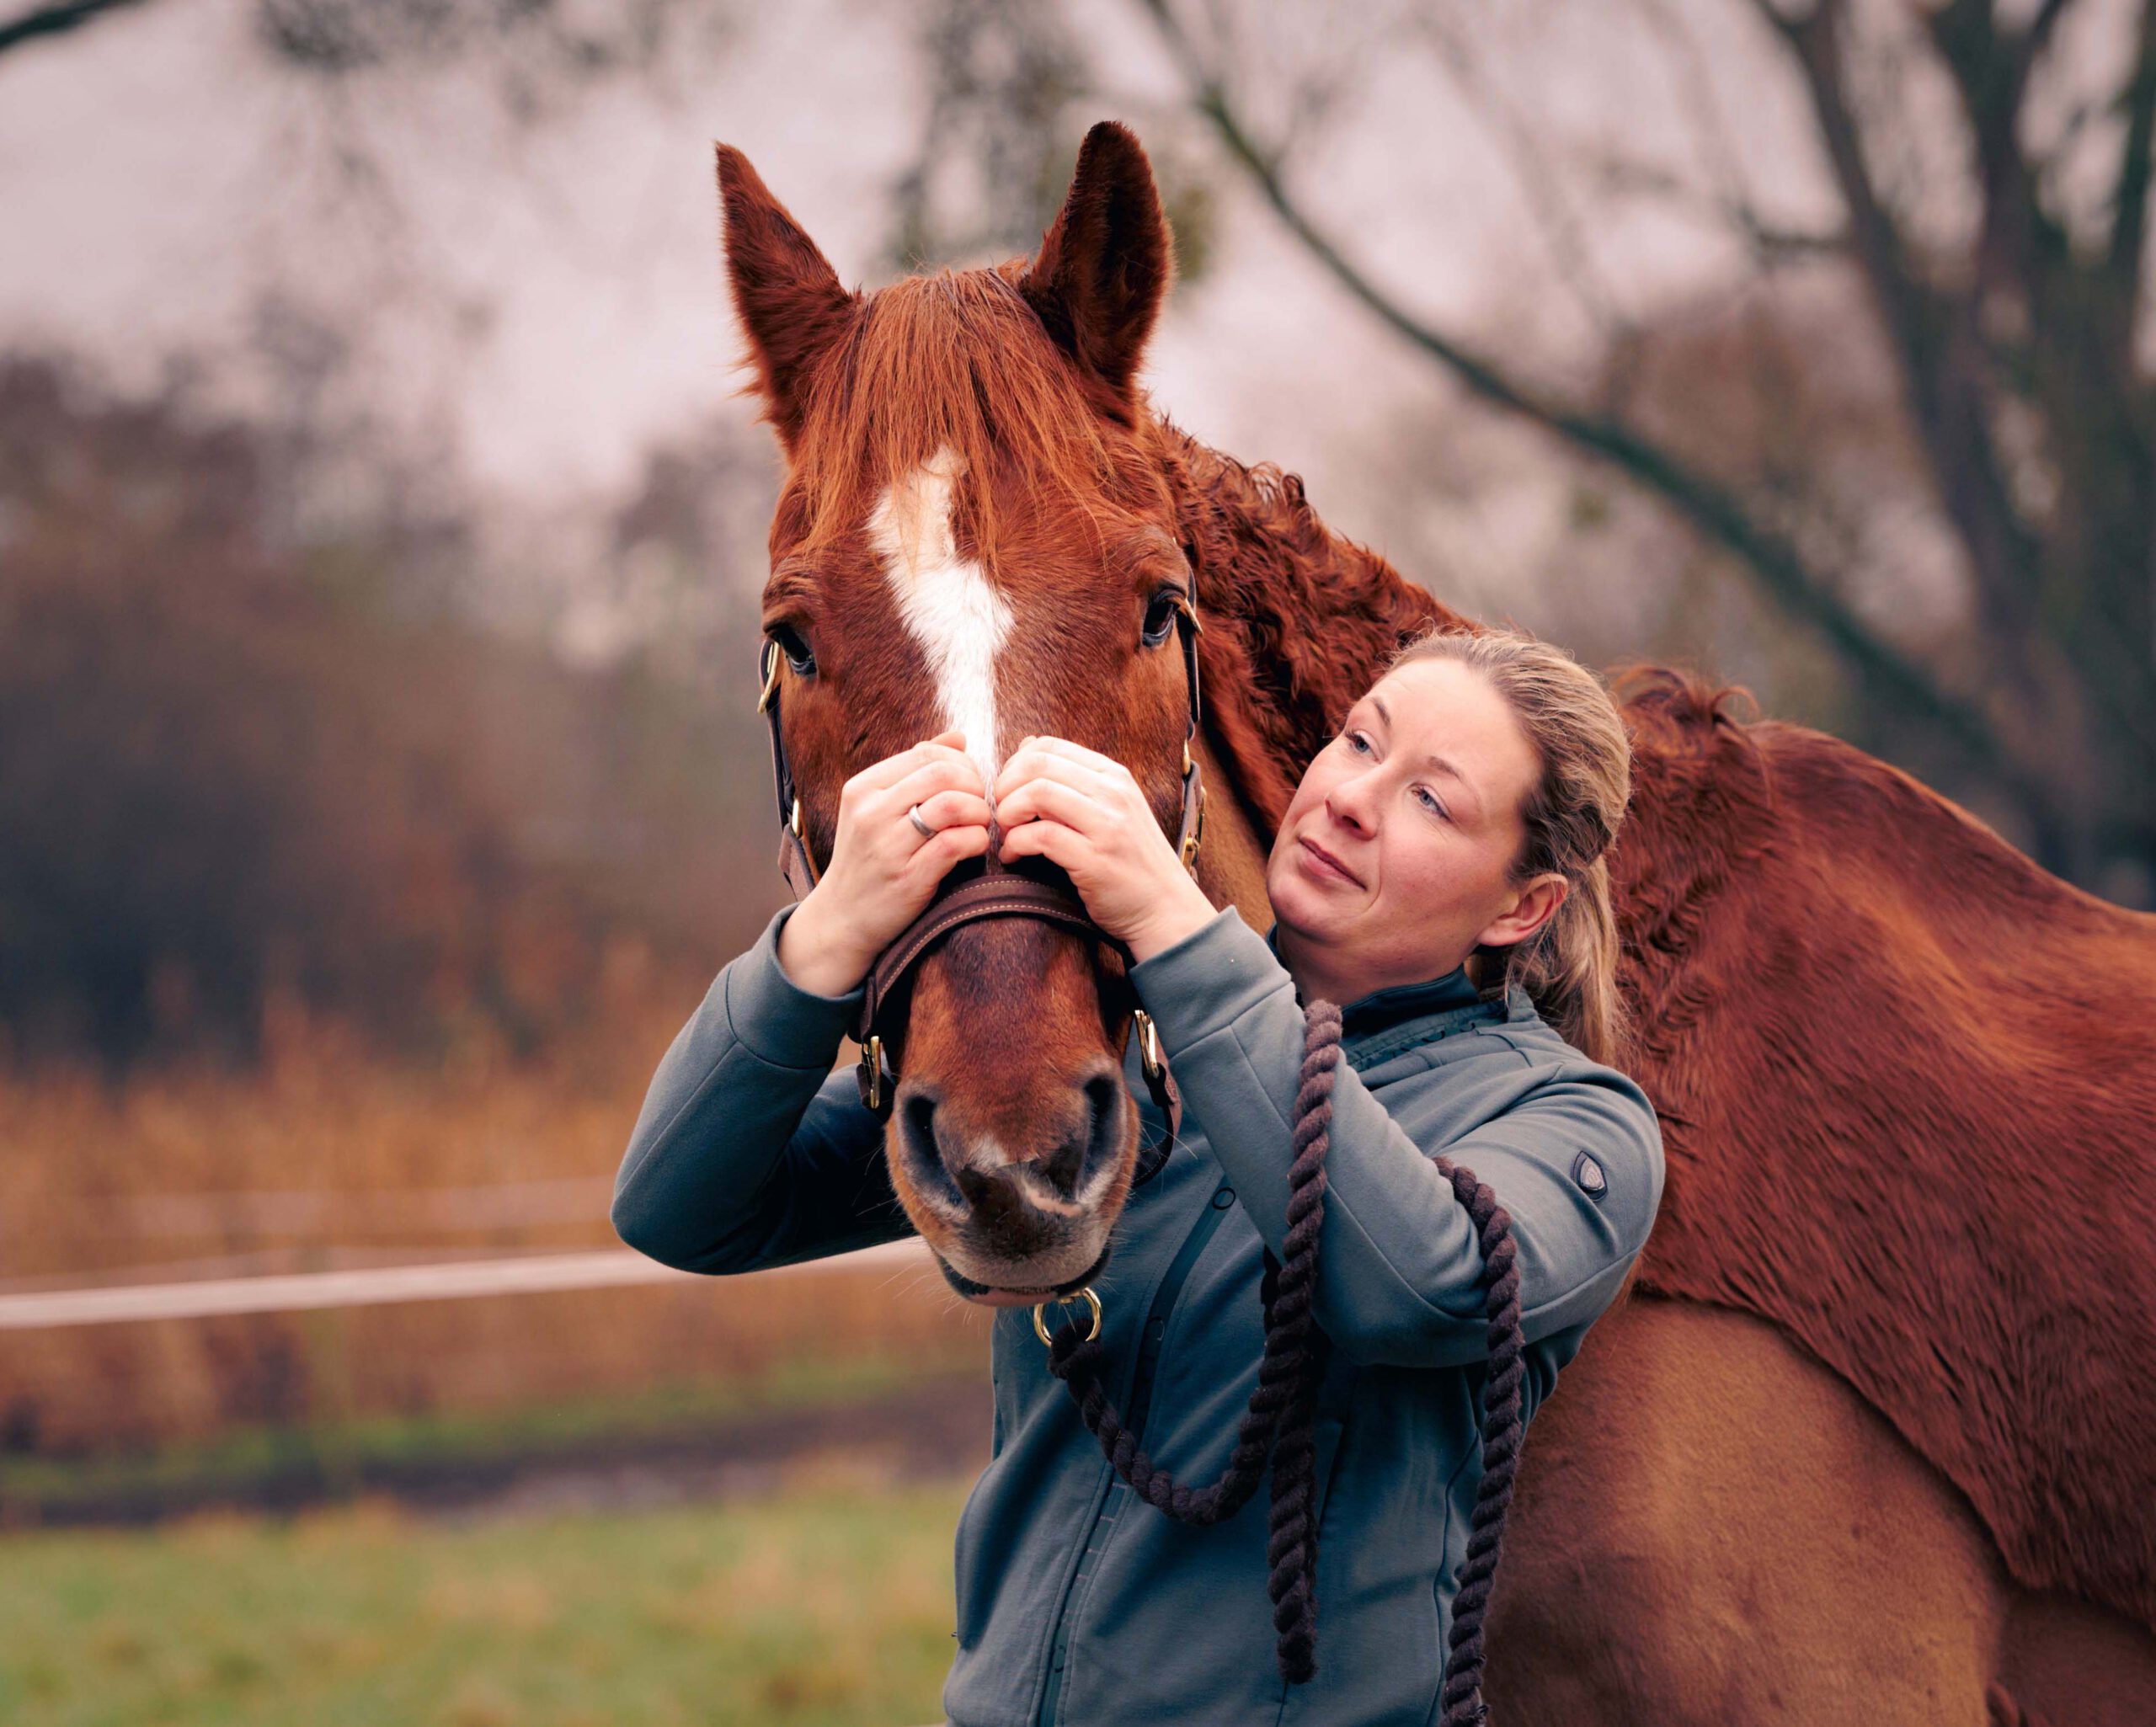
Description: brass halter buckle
xmin=1180 ymin=786 xmax=1207 ymax=872
xmin=1033 ymin=1286 xmax=1103 ymax=1347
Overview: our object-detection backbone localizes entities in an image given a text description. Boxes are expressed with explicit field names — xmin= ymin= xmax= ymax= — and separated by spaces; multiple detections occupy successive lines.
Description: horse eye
xmin=771 ymin=623 xmax=816 ymax=676
xmin=1140 ymin=591 xmax=1181 ymax=648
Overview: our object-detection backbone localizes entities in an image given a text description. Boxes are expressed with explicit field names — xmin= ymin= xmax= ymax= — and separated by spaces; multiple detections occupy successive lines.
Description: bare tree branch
xmin=1580 ymin=149 xmax=1848 ymax=260
xmin=1409 ymin=14 xmax=1632 ymax=349
xmin=2110 ymin=0 xmax=2156 ymax=305
xmin=2025 ymin=0 xmax=2080 ymax=70
xmin=1910 ymin=0 xmax=2156 ymax=760
xmin=0 ymin=0 xmax=150 ymax=56
xmin=1757 ymin=2 xmax=1940 ymax=410
xmin=1924 ymin=0 xmax=2076 ymax=325
xmin=1629 ymin=0 xmax=1766 ymax=243
xmin=1133 ymin=0 xmax=2029 ymax=793
xmin=1764 ymin=0 xmax=2050 ymax=666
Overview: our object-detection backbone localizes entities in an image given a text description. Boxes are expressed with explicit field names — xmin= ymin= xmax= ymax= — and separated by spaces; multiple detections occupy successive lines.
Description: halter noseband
xmin=755 ymin=590 xmax=1206 ymax=1143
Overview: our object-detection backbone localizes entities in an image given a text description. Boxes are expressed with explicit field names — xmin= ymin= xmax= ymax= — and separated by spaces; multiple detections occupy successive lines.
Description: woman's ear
xmin=1476 ymin=873 xmax=1568 ymax=951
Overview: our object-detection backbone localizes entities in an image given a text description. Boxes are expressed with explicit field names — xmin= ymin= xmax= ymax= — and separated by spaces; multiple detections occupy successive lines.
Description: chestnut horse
xmin=718 ymin=123 xmax=2156 ymax=1724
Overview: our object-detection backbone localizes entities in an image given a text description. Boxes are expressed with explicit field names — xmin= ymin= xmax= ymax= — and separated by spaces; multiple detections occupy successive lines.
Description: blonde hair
xmin=1383 ymin=626 xmax=1633 ymax=1064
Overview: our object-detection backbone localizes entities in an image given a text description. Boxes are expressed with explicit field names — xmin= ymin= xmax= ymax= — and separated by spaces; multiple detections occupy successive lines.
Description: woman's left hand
xmin=993 ymin=735 xmax=1219 ymax=963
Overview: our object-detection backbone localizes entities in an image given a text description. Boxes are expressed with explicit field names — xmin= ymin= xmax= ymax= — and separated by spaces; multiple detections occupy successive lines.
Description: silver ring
xmin=907 ymin=802 xmax=937 ymax=840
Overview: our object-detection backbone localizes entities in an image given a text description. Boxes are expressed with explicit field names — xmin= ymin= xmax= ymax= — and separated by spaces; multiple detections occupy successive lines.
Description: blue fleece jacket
xmin=612 ymin=900 xmax=1663 ymax=1726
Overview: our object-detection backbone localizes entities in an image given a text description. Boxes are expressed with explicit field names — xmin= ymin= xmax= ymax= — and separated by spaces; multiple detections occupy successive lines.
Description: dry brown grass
xmin=0 ymin=998 xmax=986 ymax=1455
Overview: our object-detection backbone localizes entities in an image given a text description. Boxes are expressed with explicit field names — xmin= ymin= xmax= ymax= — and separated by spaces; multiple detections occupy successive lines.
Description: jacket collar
xmin=1134 ymin=923 xmax=1503 ymax=1188
xmin=1262 ymin=922 xmax=1498 ymax=1057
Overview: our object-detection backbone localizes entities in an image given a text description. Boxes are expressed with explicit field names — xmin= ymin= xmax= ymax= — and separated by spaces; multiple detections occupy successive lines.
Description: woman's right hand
xmin=775 ymin=728 xmax=995 ymax=996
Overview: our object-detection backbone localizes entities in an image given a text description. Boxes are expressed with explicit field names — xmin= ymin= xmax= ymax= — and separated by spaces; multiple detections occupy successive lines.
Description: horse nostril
xmin=895 ymin=1067 xmax=1130 ymax=1212
xmin=1037 ymin=1131 xmax=1086 ymax=1204
xmin=898 ymin=1090 xmax=965 ymax=1212
xmin=1074 ymin=1070 xmax=1129 ymax=1197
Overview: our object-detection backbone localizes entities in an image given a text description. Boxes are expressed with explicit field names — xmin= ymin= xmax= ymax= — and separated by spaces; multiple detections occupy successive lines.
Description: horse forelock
xmin=785 ymin=267 xmax=1139 ymax=557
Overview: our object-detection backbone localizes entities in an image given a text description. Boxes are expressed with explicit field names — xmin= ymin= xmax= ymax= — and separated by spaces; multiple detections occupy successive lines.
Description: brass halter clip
xmin=857 ymin=1033 xmax=886 ymax=1113
xmin=756 ymin=639 xmax=782 ymax=715
xmin=1131 ymin=1009 xmax=1165 ymax=1085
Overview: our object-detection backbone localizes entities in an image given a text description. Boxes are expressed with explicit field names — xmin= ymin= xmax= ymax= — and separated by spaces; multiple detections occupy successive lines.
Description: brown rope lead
xmin=1041 ymin=1000 xmax=1526 ymax=1712
xmin=1429 ymin=1152 xmax=1524 ymax=1727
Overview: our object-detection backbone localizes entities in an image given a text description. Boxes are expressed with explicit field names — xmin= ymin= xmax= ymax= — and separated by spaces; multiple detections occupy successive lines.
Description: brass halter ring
xmin=1033 ymin=1286 xmax=1104 ymax=1347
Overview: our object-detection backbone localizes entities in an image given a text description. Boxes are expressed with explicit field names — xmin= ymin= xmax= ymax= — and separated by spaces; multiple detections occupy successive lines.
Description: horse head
xmin=720 ymin=123 xmax=1206 ymax=1304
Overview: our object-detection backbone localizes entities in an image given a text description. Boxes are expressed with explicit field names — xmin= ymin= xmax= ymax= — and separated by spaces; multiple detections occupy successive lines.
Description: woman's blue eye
xmin=1417 ymin=787 xmax=1449 ymax=820
xmin=1346 ymin=730 xmax=1372 ymax=754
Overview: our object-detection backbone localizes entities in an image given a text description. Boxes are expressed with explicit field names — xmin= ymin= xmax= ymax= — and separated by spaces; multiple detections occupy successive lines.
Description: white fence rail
xmin=0 ymin=1240 xmax=931 ymax=1331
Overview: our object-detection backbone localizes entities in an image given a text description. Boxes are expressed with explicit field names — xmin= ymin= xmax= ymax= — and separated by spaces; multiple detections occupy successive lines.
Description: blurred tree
xmin=0 ymin=356 xmax=752 ymax=1067
xmin=1129 ymin=0 xmax=2154 ymax=897
xmin=0 ymin=0 xmax=723 ymax=88
xmin=0 ymin=0 xmax=142 ymax=57
xmin=891 ymin=0 xmax=1218 ymax=280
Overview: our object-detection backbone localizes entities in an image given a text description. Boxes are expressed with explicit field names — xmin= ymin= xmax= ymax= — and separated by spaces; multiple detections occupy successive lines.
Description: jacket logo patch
xmin=1571 ymin=1149 xmax=1608 ymax=1202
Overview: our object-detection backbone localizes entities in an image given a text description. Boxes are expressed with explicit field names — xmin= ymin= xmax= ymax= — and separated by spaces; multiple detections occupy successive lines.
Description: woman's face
xmin=1265 ymin=656 xmax=1565 ymax=993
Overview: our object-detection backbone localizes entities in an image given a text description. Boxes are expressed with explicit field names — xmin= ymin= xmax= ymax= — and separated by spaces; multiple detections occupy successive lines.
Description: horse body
xmin=718 ymin=121 xmax=2156 ymax=1719
xmin=1497 ymin=1295 xmax=2156 ymax=1726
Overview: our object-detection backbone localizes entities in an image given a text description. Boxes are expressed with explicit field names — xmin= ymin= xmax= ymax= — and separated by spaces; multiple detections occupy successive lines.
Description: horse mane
xmin=1158 ymin=424 xmax=1460 ymax=834
xmin=788 ymin=268 xmax=1139 ymax=551
xmin=1600 ymin=666 xmax=1780 ymax=1058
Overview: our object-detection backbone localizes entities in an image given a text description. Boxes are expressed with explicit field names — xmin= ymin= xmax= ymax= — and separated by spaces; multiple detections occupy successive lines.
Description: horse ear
xmin=716 ymin=143 xmax=857 ymax=453
xmin=1018 ymin=121 xmax=1172 ymax=409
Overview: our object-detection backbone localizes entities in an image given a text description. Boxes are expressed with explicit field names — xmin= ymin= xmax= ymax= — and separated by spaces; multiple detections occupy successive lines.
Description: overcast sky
xmin=0 ymin=3 xmax=1813 ymax=465
xmin=0 ymin=0 xmax=1898 ymax=646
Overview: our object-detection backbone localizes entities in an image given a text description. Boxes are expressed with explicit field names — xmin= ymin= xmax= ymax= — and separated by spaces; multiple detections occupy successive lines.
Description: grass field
xmin=0 ymin=1479 xmax=968 ymax=1726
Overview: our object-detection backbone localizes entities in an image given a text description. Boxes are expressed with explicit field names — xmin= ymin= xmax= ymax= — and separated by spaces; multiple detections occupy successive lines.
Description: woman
xmin=613 ymin=625 xmax=1664 ymax=1726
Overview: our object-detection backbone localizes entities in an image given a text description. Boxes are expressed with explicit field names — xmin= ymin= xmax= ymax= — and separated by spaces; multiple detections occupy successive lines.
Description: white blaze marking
xmin=868 ymin=448 xmax=1011 ymax=785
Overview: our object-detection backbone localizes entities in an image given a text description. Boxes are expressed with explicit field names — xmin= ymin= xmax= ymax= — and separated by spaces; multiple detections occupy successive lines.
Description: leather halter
xmin=756 ymin=594 xmax=1207 ymax=1156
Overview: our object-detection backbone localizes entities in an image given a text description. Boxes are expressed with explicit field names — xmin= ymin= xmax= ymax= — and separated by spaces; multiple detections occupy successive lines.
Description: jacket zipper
xmin=1034 ymin=1179 xmax=1235 ymax=1727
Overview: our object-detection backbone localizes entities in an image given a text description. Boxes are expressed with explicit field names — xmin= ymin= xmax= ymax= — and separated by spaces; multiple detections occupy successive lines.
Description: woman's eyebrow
xmin=1369 ymin=694 xmax=1483 ymax=816
xmin=1433 ymin=763 xmax=1481 ymax=818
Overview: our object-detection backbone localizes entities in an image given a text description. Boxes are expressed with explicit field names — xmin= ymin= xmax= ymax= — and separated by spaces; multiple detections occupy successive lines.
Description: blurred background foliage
xmin=3 ymin=0 xmax=2149 ymax=1085
xmin=0 ymin=4 xmax=2148 ymax=1716
xmin=3 ymin=0 xmax=2150 ymax=1079
xmin=0 ymin=349 xmax=769 ymax=1066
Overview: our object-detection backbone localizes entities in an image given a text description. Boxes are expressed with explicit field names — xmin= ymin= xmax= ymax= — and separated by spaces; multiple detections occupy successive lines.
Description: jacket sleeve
xmin=1129 ymin=907 xmax=1664 ymax=1369
xmin=610 ymin=901 xmax=913 ymax=1274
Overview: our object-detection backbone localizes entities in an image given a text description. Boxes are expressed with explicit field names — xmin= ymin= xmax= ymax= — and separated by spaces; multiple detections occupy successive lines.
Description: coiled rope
xmin=1041 ymin=1000 xmax=1524 ymax=1716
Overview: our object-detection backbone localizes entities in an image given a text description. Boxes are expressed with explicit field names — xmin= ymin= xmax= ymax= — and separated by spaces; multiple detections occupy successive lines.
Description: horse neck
xmin=1159 ymin=422 xmax=1459 ymax=839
